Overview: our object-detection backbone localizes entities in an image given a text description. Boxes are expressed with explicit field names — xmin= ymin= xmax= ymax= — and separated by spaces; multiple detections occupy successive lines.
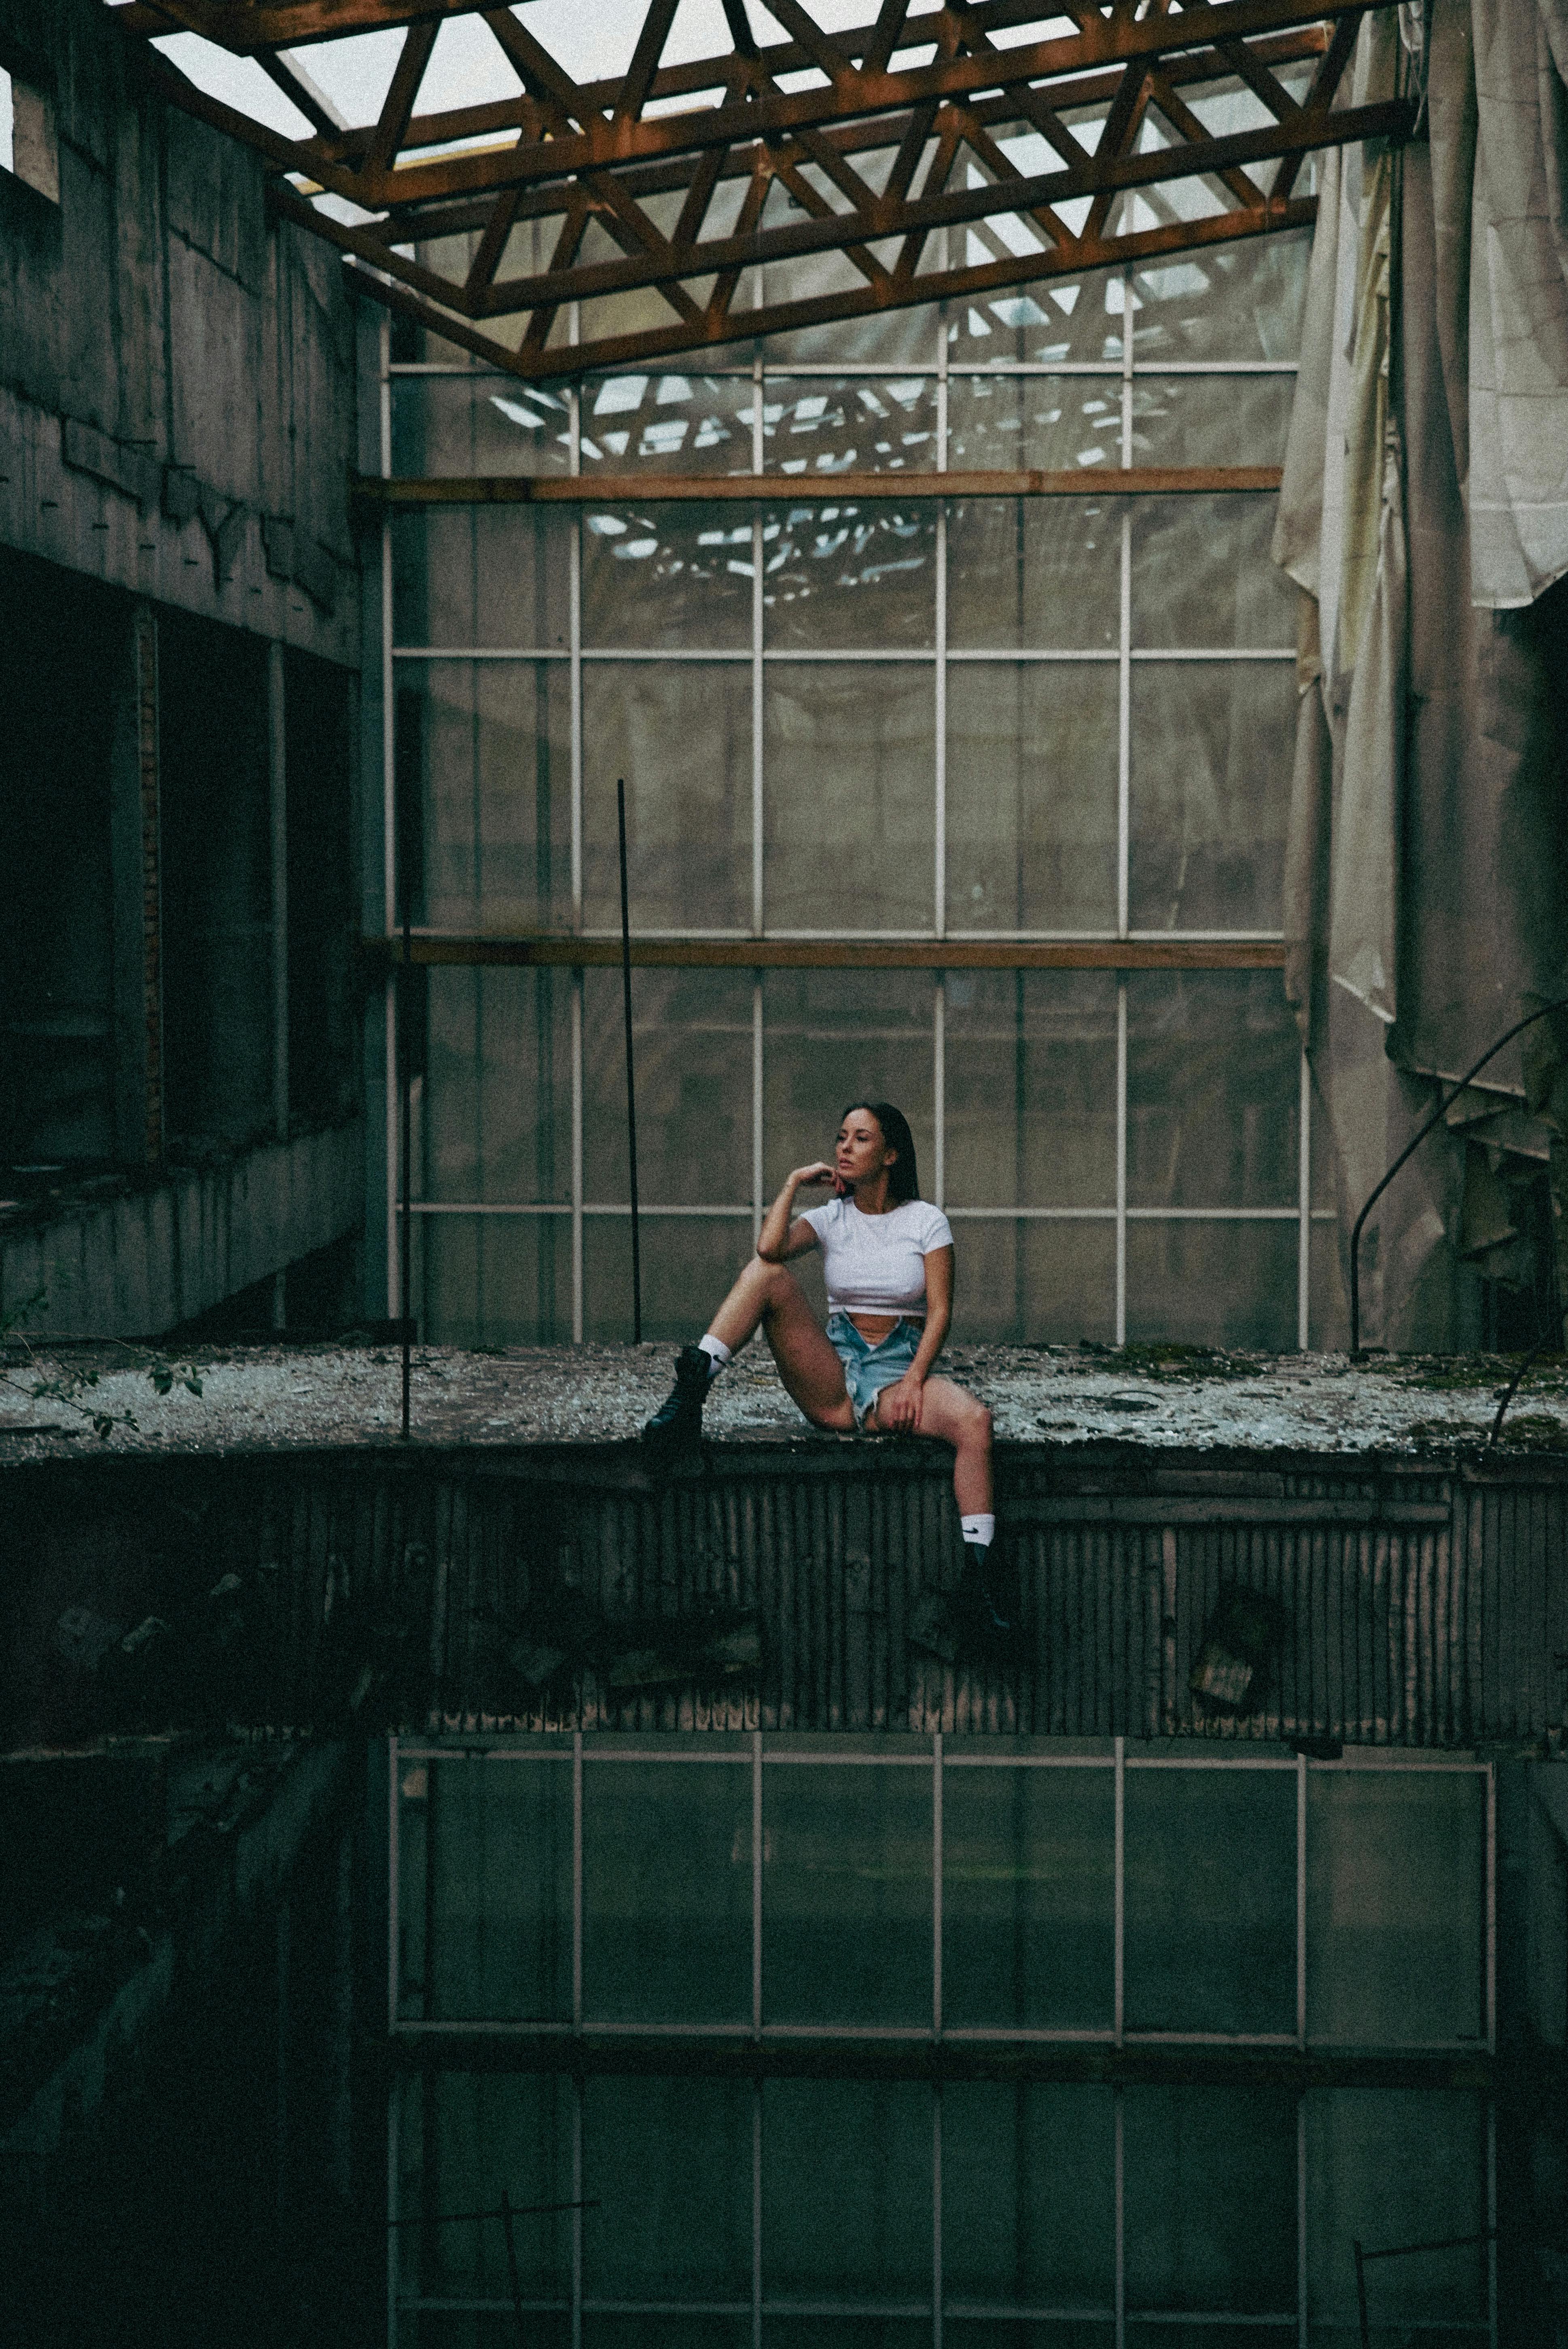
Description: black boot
xmin=641 ymin=1343 xmax=712 ymax=1465
xmin=956 ymin=1540 xmax=1018 ymax=1648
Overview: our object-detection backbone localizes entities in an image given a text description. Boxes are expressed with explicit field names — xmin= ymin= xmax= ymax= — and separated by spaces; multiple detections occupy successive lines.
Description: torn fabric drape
xmin=1274 ymin=0 xmax=1568 ymax=1348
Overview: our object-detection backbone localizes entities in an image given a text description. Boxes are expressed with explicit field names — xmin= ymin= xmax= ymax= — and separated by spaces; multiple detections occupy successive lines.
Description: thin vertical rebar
xmin=932 ymin=2084 xmax=943 ymax=2349
xmin=1298 ymin=1045 xmax=1312 ymax=1350
xmin=1296 ymin=2096 xmax=1308 ymax=2349
xmin=751 ymin=2080 xmax=764 ymax=2349
xmin=1113 ymin=2089 xmax=1125 ymax=2349
xmin=617 ymin=779 xmax=642 ymax=1343
xmin=933 ymin=982 xmax=945 ymax=1209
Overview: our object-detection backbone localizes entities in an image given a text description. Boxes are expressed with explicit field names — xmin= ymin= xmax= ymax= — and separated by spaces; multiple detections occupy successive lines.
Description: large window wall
xmin=378 ymin=235 xmax=1343 ymax=1349
xmin=388 ymin=1737 xmax=1495 ymax=2348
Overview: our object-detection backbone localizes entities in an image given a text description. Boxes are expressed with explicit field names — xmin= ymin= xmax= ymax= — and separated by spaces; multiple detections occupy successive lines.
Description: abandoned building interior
xmin=3 ymin=0 xmax=1568 ymax=2342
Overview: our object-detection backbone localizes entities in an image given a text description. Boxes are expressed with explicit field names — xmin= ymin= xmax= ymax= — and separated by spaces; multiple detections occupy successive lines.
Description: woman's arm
xmin=755 ymin=1163 xmax=836 ymax=1263
xmin=876 ymin=1245 xmax=954 ymax=1432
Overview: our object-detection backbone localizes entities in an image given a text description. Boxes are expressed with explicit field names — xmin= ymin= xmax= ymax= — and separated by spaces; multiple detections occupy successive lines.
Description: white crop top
xmin=799 ymin=1196 xmax=954 ymax=1320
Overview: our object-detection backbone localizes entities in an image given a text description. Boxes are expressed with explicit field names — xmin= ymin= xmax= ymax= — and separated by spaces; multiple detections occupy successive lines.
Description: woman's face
xmin=835 ymin=1108 xmax=894 ymax=1190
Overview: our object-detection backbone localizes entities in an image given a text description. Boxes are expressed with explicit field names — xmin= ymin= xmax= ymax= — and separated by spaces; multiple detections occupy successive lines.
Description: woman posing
xmin=641 ymin=1101 xmax=1014 ymax=1645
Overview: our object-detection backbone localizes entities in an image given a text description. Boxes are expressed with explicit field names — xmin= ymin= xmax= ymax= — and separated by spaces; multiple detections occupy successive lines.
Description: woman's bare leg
xmin=870 ymin=1373 xmax=992 ymax=1514
xmin=706 ymin=1258 xmax=855 ymax=1430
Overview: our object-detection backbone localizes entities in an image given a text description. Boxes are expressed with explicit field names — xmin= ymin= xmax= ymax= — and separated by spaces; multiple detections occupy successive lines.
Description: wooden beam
xmin=364 ymin=937 xmax=1288 ymax=972
xmin=355 ymin=467 xmax=1284 ymax=506
xmin=338 ymin=193 xmax=1319 ymax=379
xmin=340 ymin=0 xmax=1389 ymax=206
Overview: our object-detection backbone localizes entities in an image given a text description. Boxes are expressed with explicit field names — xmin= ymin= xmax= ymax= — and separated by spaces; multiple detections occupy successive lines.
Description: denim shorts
xmin=826 ymin=1312 xmax=922 ymax=1428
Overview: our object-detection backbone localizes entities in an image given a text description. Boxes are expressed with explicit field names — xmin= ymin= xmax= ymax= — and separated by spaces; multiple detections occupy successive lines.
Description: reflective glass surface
xmin=1306 ymin=1772 xmax=1487 ymax=2044
xmin=946 ymin=663 xmax=1119 ymax=930
xmin=1127 ymin=661 xmax=1296 ymax=932
xmin=943 ymin=1764 xmax=1115 ymax=2030
xmin=762 ymin=666 xmax=935 ymax=930
xmin=583 ymin=969 xmax=754 ymax=1207
xmin=763 ymin=1761 xmax=932 ymax=2025
xmin=1125 ymin=972 xmax=1300 ymax=1208
xmin=763 ymin=502 xmax=937 ymax=649
xmin=422 ymin=967 xmax=572 ymax=1204
xmin=394 ymin=661 xmax=572 ymax=930
xmin=943 ymin=973 xmax=1119 ymax=1208
xmin=1123 ymin=1766 xmax=1297 ymax=2033
xmin=582 ymin=663 xmax=752 ymax=931
xmin=583 ymin=1761 xmax=752 ymax=2023
xmin=398 ymin=1756 xmax=572 ymax=2023
xmin=1123 ymin=2087 xmax=1297 ymax=2313
xmin=583 ymin=504 xmax=752 ymax=649
xmin=763 ymin=377 xmax=938 ymax=474
xmin=946 ymin=499 xmax=1119 ymax=651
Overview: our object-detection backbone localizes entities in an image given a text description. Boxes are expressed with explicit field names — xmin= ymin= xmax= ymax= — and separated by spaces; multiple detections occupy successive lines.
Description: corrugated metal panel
xmin=3 ymin=1447 xmax=1566 ymax=1746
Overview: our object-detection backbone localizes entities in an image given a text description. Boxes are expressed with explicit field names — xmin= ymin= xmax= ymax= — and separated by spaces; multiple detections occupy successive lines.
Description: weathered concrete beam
xmin=0 ymin=1118 xmax=362 ymax=1338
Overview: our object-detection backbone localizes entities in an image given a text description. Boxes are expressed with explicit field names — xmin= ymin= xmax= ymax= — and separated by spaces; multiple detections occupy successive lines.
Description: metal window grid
xmin=386 ymin=1735 xmax=1497 ymax=2349
xmin=378 ymin=305 xmax=1321 ymax=1349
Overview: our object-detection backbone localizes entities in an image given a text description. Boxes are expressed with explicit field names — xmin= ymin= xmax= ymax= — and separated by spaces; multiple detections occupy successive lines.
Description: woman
xmin=641 ymin=1101 xmax=1013 ymax=1644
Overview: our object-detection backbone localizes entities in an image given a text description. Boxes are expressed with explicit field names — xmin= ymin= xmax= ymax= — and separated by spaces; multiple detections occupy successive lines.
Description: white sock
xmin=961 ymin=1512 xmax=995 ymax=1551
xmin=698 ymin=1335 xmax=732 ymax=1379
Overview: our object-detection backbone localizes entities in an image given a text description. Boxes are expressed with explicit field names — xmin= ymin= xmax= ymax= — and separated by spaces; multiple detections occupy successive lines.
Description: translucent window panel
xmin=398 ymin=1757 xmax=572 ymax=2021
xmin=1125 ymin=1221 xmax=1299 ymax=1351
xmin=1309 ymin=1223 xmax=1350 ymax=1353
xmin=1127 ymin=659 xmax=1294 ymax=931
xmin=763 ymin=503 xmax=937 ymax=650
xmin=762 ymin=2078 xmax=932 ymax=2300
xmin=582 ymin=1760 xmax=752 ymax=2023
xmin=581 ymin=663 xmax=751 ymax=931
xmin=578 ymin=372 xmax=755 ymax=475
xmin=583 ymin=969 xmax=754 ymax=1205
xmin=948 ymin=273 xmax=1126 ymax=366
xmin=947 ymin=1218 xmax=1117 ymax=1347
xmin=944 ymin=974 xmax=1119 ymax=1208
xmin=413 ymin=1213 xmax=572 ymax=1348
xmin=396 ymin=2071 xmax=573 ymax=2305
xmin=945 ymin=665 xmax=1118 ymax=930
xmin=390 ymin=374 xmax=573 ymax=477
xmin=1128 ymin=376 xmax=1295 ymax=469
xmin=943 ymin=2083 xmax=1116 ymax=2310
xmin=1128 ymin=230 xmax=1312 ymax=364
xmin=946 ymin=501 xmax=1119 ymax=651
xmin=1306 ymin=1771 xmax=1487 ymax=2045
xmin=1126 ymin=972 xmax=1300 ymax=1208
xmin=1123 ymin=2086 xmax=1297 ymax=2314
xmin=582 ymin=2075 xmax=752 ymax=2301
xmin=1123 ymin=1766 xmax=1296 ymax=2033
xmin=763 ymin=273 xmax=941 ymax=365
xmin=762 ymin=666 xmax=935 ymax=930
xmin=762 ymin=972 xmax=934 ymax=1198
xmin=422 ymin=967 xmax=572 ymax=1203
xmin=763 ymin=1761 xmax=932 ymax=2025
xmin=583 ymin=1214 xmax=754 ymax=1346
xmin=582 ymin=504 xmax=752 ymax=649
xmin=942 ymin=1764 xmax=1115 ymax=2030
xmin=1305 ymin=2089 xmax=1488 ymax=2334
xmin=395 ymin=660 xmax=572 ymax=928
xmin=763 ymin=377 xmax=937 ymax=474
xmin=1130 ymin=497 xmax=1294 ymax=649
xmin=948 ymin=376 xmax=1124 ymax=473
xmin=391 ymin=508 xmax=572 ymax=649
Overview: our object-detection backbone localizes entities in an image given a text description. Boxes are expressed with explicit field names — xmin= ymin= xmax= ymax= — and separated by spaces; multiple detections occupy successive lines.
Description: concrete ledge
xmin=0 ymin=1119 xmax=362 ymax=1338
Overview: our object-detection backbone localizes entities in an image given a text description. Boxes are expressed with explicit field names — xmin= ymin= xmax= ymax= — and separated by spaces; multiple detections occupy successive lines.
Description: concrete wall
xmin=0 ymin=0 xmax=357 ymax=666
xmin=0 ymin=1118 xmax=363 ymax=1339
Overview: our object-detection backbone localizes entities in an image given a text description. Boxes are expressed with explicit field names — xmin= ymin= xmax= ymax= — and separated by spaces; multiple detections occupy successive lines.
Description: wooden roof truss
xmin=114 ymin=0 xmax=1411 ymax=379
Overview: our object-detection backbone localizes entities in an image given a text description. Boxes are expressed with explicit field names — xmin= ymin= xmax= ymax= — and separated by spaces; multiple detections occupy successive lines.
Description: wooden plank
xmin=365 ymin=936 xmax=1288 ymax=972
xmin=359 ymin=466 xmax=1283 ymax=506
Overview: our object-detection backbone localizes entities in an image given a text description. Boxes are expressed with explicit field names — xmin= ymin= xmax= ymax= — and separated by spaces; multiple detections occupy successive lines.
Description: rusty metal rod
xmin=618 ymin=779 xmax=643 ymax=1346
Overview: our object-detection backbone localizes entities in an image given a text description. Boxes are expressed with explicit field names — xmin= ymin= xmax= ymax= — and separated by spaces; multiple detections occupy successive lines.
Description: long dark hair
xmin=839 ymin=1100 xmax=920 ymax=1205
